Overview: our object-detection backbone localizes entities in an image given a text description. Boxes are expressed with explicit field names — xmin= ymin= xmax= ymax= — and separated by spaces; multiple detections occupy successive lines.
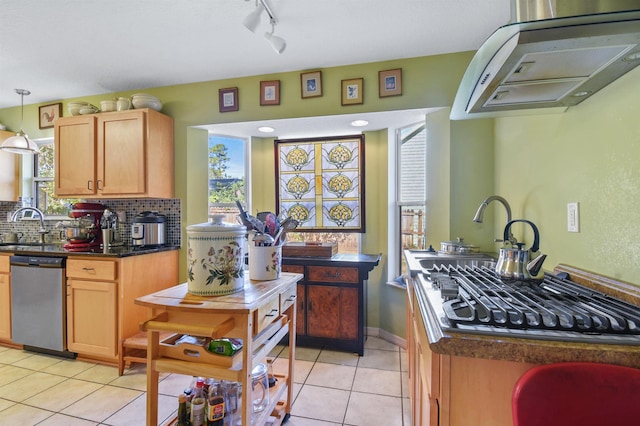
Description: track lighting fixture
xmin=264 ymin=22 xmax=286 ymax=54
xmin=243 ymin=2 xmax=264 ymax=32
xmin=243 ymin=0 xmax=286 ymax=54
xmin=0 ymin=89 xmax=39 ymax=155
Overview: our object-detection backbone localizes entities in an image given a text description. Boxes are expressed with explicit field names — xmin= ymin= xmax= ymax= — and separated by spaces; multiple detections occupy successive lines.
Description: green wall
xmin=493 ymin=67 xmax=640 ymax=284
xmin=0 ymin=51 xmax=499 ymax=339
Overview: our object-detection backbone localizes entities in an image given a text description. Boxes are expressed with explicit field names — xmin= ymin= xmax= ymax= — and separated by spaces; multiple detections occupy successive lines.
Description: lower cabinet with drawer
xmin=66 ymin=250 xmax=178 ymax=360
xmin=0 ymin=254 xmax=11 ymax=341
xmin=282 ymin=253 xmax=381 ymax=355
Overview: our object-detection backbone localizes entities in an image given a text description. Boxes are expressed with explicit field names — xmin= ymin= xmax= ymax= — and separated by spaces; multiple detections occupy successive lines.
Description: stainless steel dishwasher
xmin=10 ymin=255 xmax=75 ymax=358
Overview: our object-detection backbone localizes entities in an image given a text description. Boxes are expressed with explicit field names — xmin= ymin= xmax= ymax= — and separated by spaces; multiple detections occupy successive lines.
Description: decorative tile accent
xmin=0 ymin=199 xmax=181 ymax=246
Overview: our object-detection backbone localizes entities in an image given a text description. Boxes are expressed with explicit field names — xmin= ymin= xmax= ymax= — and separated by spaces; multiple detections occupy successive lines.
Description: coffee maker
xmin=64 ymin=202 xmax=106 ymax=251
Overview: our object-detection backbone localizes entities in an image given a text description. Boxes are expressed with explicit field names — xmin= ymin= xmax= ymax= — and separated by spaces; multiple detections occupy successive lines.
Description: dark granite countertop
xmin=283 ymin=252 xmax=382 ymax=265
xmin=0 ymin=243 xmax=180 ymax=258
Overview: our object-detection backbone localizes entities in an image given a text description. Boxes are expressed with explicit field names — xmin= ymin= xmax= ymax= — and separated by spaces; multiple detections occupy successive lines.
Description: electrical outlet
xmin=567 ymin=202 xmax=579 ymax=232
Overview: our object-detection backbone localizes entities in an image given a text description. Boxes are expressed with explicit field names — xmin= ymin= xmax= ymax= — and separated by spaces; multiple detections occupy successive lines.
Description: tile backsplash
xmin=0 ymin=199 xmax=181 ymax=246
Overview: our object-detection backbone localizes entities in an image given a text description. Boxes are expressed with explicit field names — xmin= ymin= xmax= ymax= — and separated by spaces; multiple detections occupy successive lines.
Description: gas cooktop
xmin=419 ymin=265 xmax=640 ymax=345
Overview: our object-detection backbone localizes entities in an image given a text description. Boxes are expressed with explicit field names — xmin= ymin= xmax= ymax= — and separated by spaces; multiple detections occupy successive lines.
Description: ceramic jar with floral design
xmin=186 ymin=215 xmax=246 ymax=296
xmin=249 ymin=234 xmax=282 ymax=281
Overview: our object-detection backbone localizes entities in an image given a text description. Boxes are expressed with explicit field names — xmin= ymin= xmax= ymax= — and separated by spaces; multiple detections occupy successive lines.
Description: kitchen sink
xmin=418 ymin=256 xmax=496 ymax=269
xmin=404 ymin=249 xmax=496 ymax=274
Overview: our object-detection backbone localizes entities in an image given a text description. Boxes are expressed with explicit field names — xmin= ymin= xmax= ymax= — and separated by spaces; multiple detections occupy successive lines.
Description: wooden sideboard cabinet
xmin=54 ymin=108 xmax=174 ymax=199
xmin=0 ymin=130 xmax=19 ymax=201
xmin=282 ymin=253 xmax=381 ymax=356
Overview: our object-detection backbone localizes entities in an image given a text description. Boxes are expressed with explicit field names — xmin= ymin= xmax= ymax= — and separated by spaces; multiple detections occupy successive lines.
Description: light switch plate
xmin=567 ymin=202 xmax=579 ymax=232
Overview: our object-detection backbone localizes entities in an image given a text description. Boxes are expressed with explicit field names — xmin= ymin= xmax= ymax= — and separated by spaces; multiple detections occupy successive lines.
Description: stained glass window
xmin=275 ymin=135 xmax=365 ymax=232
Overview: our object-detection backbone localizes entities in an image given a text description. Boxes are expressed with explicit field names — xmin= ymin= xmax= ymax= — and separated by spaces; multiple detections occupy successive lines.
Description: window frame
xmin=393 ymin=121 xmax=427 ymax=276
xmin=29 ymin=137 xmax=73 ymax=220
xmin=208 ymin=134 xmax=250 ymax=222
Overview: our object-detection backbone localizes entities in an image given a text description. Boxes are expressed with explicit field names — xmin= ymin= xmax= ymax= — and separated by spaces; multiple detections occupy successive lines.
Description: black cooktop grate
xmin=430 ymin=266 xmax=640 ymax=334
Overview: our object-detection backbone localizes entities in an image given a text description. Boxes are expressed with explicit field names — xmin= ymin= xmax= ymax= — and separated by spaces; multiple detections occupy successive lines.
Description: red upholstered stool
xmin=512 ymin=362 xmax=640 ymax=426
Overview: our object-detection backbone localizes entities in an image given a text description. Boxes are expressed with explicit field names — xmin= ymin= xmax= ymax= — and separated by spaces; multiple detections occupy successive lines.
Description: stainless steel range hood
xmin=450 ymin=1 xmax=640 ymax=120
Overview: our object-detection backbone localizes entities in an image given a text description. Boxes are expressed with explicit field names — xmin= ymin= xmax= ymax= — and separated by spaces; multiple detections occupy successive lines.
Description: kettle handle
xmin=503 ymin=219 xmax=540 ymax=253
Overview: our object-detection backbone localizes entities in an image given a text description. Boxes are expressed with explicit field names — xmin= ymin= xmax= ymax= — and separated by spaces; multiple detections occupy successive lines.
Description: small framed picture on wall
xmin=219 ymin=87 xmax=239 ymax=112
xmin=379 ymin=68 xmax=402 ymax=97
xmin=301 ymin=71 xmax=322 ymax=98
xmin=341 ymin=78 xmax=364 ymax=105
xmin=39 ymin=103 xmax=62 ymax=129
xmin=260 ymin=80 xmax=280 ymax=106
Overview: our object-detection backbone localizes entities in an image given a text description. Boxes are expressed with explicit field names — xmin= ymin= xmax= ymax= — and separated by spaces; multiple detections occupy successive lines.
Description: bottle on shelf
xmin=190 ymin=378 xmax=206 ymax=426
xmin=207 ymin=380 xmax=229 ymax=426
xmin=176 ymin=394 xmax=190 ymax=426
xmin=183 ymin=388 xmax=193 ymax=421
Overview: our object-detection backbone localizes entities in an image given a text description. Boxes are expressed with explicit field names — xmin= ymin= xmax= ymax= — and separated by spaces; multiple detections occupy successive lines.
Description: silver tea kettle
xmin=495 ymin=219 xmax=547 ymax=283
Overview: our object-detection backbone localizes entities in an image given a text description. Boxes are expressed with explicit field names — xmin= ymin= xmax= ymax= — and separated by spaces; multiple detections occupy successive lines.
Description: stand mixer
xmin=63 ymin=203 xmax=106 ymax=251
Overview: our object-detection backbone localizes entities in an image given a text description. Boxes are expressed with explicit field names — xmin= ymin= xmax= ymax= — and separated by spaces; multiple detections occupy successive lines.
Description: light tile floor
xmin=0 ymin=337 xmax=409 ymax=425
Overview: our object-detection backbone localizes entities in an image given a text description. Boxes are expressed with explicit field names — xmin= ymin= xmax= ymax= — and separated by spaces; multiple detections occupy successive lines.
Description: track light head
xmin=243 ymin=3 xmax=264 ymax=33
xmin=264 ymin=28 xmax=286 ymax=54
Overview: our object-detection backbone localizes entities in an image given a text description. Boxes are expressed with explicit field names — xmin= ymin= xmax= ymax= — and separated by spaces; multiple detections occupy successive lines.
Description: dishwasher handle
xmin=10 ymin=255 xmax=66 ymax=268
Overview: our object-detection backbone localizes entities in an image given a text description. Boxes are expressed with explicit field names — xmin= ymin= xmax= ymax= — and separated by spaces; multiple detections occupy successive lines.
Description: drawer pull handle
xmin=87 ymin=180 xmax=93 ymax=191
xmin=285 ymin=295 xmax=296 ymax=302
xmin=82 ymin=267 xmax=95 ymax=271
xmin=326 ymin=271 xmax=341 ymax=278
xmin=96 ymin=180 xmax=103 ymax=190
xmin=265 ymin=308 xmax=279 ymax=317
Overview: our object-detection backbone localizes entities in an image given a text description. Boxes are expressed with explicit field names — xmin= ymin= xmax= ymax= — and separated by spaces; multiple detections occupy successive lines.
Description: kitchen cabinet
xmin=406 ymin=275 xmax=535 ymax=426
xmin=135 ymin=273 xmax=302 ymax=426
xmin=66 ymin=260 xmax=118 ymax=356
xmin=54 ymin=108 xmax=174 ymax=199
xmin=66 ymin=250 xmax=178 ymax=360
xmin=0 ymin=130 xmax=19 ymax=201
xmin=0 ymin=254 xmax=11 ymax=340
xmin=282 ymin=253 xmax=380 ymax=355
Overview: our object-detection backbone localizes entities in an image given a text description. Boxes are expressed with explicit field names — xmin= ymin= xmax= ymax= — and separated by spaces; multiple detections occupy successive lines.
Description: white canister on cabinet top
xmin=186 ymin=214 xmax=246 ymax=296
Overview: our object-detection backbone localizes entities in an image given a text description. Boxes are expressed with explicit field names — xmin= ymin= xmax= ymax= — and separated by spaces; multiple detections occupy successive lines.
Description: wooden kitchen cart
xmin=135 ymin=272 xmax=301 ymax=426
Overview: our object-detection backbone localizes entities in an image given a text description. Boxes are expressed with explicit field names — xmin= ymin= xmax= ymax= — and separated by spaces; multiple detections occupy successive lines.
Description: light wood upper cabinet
xmin=0 ymin=130 xmax=19 ymax=201
xmin=54 ymin=108 xmax=174 ymax=199
xmin=55 ymin=115 xmax=97 ymax=196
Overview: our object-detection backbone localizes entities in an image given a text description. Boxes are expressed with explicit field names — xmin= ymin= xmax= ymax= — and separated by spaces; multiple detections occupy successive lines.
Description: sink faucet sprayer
xmin=11 ymin=207 xmax=49 ymax=244
xmin=472 ymin=195 xmax=516 ymax=244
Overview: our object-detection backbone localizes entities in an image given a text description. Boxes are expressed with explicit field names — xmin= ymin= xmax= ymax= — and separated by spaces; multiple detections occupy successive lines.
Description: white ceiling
xmin=1 ymin=0 xmax=512 ymax=137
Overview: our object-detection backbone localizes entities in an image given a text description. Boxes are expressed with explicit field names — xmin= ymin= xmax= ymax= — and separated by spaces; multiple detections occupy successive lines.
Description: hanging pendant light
xmin=0 ymin=89 xmax=39 ymax=155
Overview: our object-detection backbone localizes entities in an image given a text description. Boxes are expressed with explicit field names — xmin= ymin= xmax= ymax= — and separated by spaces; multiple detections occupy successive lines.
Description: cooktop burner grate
xmin=429 ymin=266 xmax=640 ymax=335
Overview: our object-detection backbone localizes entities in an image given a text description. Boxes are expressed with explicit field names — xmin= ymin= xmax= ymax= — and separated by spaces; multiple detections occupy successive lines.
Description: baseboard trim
xmin=366 ymin=327 xmax=406 ymax=350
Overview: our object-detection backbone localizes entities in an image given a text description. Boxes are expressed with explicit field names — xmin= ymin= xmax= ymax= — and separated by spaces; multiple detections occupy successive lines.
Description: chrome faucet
xmin=11 ymin=207 xmax=49 ymax=244
xmin=472 ymin=195 xmax=516 ymax=244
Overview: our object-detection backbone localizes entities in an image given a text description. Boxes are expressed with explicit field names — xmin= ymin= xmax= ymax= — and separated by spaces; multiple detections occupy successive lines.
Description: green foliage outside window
xmin=208 ymin=143 xmax=245 ymax=204
xmin=36 ymin=143 xmax=79 ymax=216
